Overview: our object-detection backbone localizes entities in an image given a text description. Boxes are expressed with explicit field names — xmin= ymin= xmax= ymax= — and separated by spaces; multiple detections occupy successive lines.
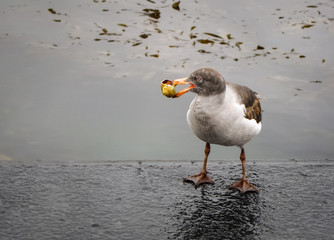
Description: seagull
xmin=171 ymin=68 xmax=262 ymax=193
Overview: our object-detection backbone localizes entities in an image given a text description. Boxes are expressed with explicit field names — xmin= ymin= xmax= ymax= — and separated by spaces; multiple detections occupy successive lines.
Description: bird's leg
xmin=229 ymin=148 xmax=258 ymax=193
xmin=184 ymin=142 xmax=214 ymax=187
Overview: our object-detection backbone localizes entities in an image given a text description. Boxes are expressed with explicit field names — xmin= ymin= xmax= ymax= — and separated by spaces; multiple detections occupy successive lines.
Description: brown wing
xmin=228 ymin=83 xmax=262 ymax=123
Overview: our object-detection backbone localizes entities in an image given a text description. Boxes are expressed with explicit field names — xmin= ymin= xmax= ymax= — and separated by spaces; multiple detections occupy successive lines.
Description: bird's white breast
xmin=187 ymin=86 xmax=261 ymax=147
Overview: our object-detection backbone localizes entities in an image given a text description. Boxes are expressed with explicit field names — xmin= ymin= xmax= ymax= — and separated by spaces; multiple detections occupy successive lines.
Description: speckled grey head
xmin=187 ymin=68 xmax=226 ymax=96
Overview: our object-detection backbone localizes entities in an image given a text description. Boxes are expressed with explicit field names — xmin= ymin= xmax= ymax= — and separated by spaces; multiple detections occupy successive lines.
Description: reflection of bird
xmin=172 ymin=68 xmax=262 ymax=193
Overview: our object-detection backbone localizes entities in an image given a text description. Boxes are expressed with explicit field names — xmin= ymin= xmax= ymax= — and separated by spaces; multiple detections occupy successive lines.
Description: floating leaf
xmin=169 ymin=45 xmax=180 ymax=48
xmin=102 ymin=28 xmax=108 ymax=34
xmin=307 ymin=5 xmax=317 ymax=8
xmin=48 ymin=8 xmax=57 ymax=14
xmin=142 ymin=9 xmax=161 ymax=19
xmin=189 ymin=33 xmax=197 ymax=39
xmin=118 ymin=23 xmax=128 ymax=27
xmin=53 ymin=19 xmax=61 ymax=22
xmin=94 ymin=38 xmax=101 ymax=41
xmin=299 ymin=55 xmax=306 ymax=58
xmin=235 ymin=41 xmax=243 ymax=48
xmin=301 ymin=24 xmax=314 ymax=29
xmin=219 ymin=40 xmax=228 ymax=45
xmin=204 ymin=32 xmax=222 ymax=39
xmin=147 ymin=0 xmax=156 ymax=3
xmin=197 ymin=39 xmax=215 ymax=45
xmin=139 ymin=33 xmax=150 ymax=39
xmin=322 ymin=58 xmax=326 ymax=63
xmin=310 ymin=80 xmax=322 ymax=83
xmin=233 ymin=58 xmax=239 ymax=61
xmin=155 ymin=28 xmax=162 ymax=33
xmin=190 ymin=26 xmax=196 ymax=31
xmin=172 ymin=1 xmax=180 ymax=11
xmin=291 ymin=48 xmax=295 ymax=52
xmin=150 ymin=54 xmax=159 ymax=58
xmin=226 ymin=34 xmax=233 ymax=39
xmin=197 ymin=49 xmax=211 ymax=54
xmin=132 ymin=42 xmax=142 ymax=46
xmin=256 ymin=45 xmax=265 ymax=50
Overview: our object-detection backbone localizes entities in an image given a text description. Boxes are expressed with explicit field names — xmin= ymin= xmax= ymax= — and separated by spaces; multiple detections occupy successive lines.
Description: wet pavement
xmin=0 ymin=0 xmax=334 ymax=161
xmin=1 ymin=160 xmax=334 ymax=239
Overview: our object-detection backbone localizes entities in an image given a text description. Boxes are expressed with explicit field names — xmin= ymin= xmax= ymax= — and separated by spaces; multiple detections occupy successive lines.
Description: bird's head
xmin=172 ymin=68 xmax=226 ymax=97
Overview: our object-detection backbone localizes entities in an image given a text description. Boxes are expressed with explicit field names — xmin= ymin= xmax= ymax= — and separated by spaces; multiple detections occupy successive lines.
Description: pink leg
xmin=184 ymin=143 xmax=214 ymax=187
xmin=229 ymin=148 xmax=258 ymax=193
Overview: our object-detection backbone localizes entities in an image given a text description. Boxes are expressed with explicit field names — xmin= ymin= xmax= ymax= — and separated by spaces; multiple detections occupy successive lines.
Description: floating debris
xmin=132 ymin=42 xmax=142 ymax=46
xmin=322 ymin=58 xmax=326 ymax=63
xmin=150 ymin=54 xmax=159 ymax=58
xmin=219 ymin=40 xmax=229 ymax=45
xmin=118 ymin=23 xmax=128 ymax=28
xmin=48 ymin=8 xmax=57 ymax=14
xmin=310 ymin=80 xmax=322 ymax=83
xmin=204 ymin=32 xmax=223 ymax=39
xmin=256 ymin=45 xmax=265 ymax=50
xmin=198 ymin=49 xmax=211 ymax=54
xmin=142 ymin=9 xmax=161 ymax=19
xmin=172 ymin=1 xmax=180 ymax=11
xmin=189 ymin=33 xmax=197 ymax=39
xmin=299 ymin=55 xmax=306 ymax=58
xmin=226 ymin=34 xmax=233 ymax=39
xmin=307 ymin=5 xmax=318 ymax=8
xmin=197 ymin=39 xmax=215 ymax=45
xmin=235 ymin=42 xmax=243 ymax=50
xmin=53 ymin=19 xmax=61 ymax=22
xmin=301 ymin=24 xmax=314 ymax=29
xmin=139 ymin=33 xmax=150 ymax=39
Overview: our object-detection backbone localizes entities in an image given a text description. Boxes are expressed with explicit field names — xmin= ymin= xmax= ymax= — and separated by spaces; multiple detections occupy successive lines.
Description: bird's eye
xmin=195 ymin=76 xmax=202 ymax=83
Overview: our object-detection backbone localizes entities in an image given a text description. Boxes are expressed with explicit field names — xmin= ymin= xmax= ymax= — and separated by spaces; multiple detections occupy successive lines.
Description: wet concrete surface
xmin=1 ymin=160 xmax=334 ymax=240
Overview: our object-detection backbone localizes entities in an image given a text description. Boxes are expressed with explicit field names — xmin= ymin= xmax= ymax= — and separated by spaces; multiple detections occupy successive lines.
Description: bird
xmin=171 ymin=68 xmax=262 ymax=193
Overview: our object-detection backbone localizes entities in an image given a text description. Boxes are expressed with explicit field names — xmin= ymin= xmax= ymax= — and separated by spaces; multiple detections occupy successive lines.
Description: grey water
xmin=1 ymin=0 xmax=334 ymax=239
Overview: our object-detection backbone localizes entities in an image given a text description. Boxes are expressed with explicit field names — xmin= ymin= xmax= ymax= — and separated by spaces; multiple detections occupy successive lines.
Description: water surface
xmin=0 ymin=1 xmax=333 ymax=160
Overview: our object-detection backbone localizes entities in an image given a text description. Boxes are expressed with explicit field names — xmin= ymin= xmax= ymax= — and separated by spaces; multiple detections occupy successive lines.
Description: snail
xmin=161 ymin=79 xmax=176 ymax=98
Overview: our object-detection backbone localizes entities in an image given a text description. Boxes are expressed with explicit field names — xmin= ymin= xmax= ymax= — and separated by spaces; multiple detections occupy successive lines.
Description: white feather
xmin=187 ymin=85 xmax=261 ymax=148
